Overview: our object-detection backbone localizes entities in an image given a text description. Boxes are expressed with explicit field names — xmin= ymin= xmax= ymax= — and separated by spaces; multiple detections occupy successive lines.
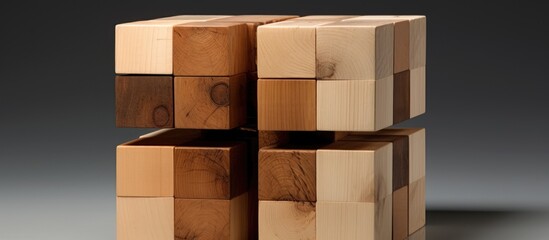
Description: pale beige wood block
xmin=408 ymin=129 xmax=426 ymax=183
xmin=257 ymin=20 xmax=335 ymax=78
xmin=155 ymin=15 xmax=231 ymax=21
xmin=316 ymin=20 xmax=394 ymax=80
xmin=117 ymin=197 xmax=174 ymax=240
xmin=410 ymin=66 xmax=426 ymax=118
xmin=317 ymin=76 xmax=393 ymax=131
xmin=292 ymin=15 xmax=357 ymax=21
xmin=317 ymin=197 xmax=392 ymax=240
xmin=409 ymin=177 xmax=426 ymax=235
xmin=259 ymin=201 xmax=316 ymax=240
xmin=317 ymin=141 xmax=392 ymax=202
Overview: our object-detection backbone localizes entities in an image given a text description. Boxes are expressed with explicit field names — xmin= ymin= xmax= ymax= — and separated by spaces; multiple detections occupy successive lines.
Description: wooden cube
xmin=317 ymin=77 xmax=393 ymax=131
xmin=175 ymin=193 xmax=249 ymax=240
xmin=258 ymin=79 xmax=316 ymax=131
xmin=316 ymin=20 xmax=394 ymax=80
xmin=408 ymin=226 xmax=425 ymax=240
xmin=410 ymin=66 xmax=426 ymax=118
xmin=292 ymin=15 xmax=357 ymax=21
xmin=259 ymin=201 xmax=316 ymax=240
xmin=155 ymin=15 xmax=230 ymax=21
xmin=409 ymin=177 xmax=425 ymax=235
xmin=317 ymin=141 xmax=392 ymax=202
xmin=174 ymin=141 xmax=248 ymax=199
xmin=174 ymin=75 xmax=247 ymax=129
xmin=115 ymin=75 xmax=174 ymax=128
xmin=393 ymin=186 xmax=409 ymax=240
xmin=173 ymin=21 xmax=249 ymax=76
xmin=117 ymin=197 xmax=174 ymax=240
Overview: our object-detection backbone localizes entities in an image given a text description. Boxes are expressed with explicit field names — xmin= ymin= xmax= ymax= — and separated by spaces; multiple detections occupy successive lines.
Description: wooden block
xmin=317 ymin=77 xmax=393 ymax=131
xmin=316 ymin=20 xmax=394 ymax=80
xmin=258 ymin=79 xmax=316 ymax=131
xmin=258 ymin=201 xmax=316 ymax=240
xmin=115 ymin=16 xmax=222 ymax=74
xmin=115 ymin=76 xmax=173 ymax=128
xmin=175 ymin=193 xmax=249 ymax=240
xmin=258 ymin=147 xmax=316 ymax=202
xmin=174 ymin=74 xmax=247 ymax=129
xmin=408 ymin=226 xmax=425 ymax=240
xmin=410 ymin=66 xmax=426 ymax=118
xmin=316 ymin=197 xmax=392 ymax=240
xmin=174 ymin=141 xmax=248 ymax=199
xmin=393 ymin=70 xmax=410 ymax=124
xmin=117 ymin=197 xmax=174 ymax=240
xmin=409 ymin=177 xmax=425 ymax=235
xmin=393 ymin=186 xmax=408 ymax=240
xmin=173 ymin=21 xmax=249 ymax=76
xmin=317 ymin=141 xmax=392 ymax=202
xmin=292 ymin=15 xmax=357 ymax=21
xmin=257 ymin=20 xmax=336 ymax=78
xmin=116 ymin=131 xmax=200 ymax=197
xmin=156 ymin=15 xmax=231 ymax=21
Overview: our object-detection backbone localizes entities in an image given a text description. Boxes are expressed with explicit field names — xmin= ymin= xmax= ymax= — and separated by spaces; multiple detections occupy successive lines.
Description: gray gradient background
xmin=0 ymin=0 xmax=548 ymax=239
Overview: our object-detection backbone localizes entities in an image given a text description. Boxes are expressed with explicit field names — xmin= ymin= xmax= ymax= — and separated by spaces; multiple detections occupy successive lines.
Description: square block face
xmin=174 ymin=75 xmax=247 ymax=129
xmin=115 ymin=76 xmax=174 ymax=128
xmin=258 ymin=79 xmax=316 ymax=131
xmin=117 ymin=197 xmax=174 ymax=240
xmin=393 ymin=186 xmax=409 ymax=240
xmin=317 ymin=142 xmax=392 ymax=202
xmin=316 ymin=198 xmax=391 ymax=240
xmin=410 ymin=66 xmax=426 ymax=118
xmin=393 ymin=20 xmax=410 ymax=73
xmin=409 ymin=177 xmax=426 ymax=235
xmin=317 ymin=77 xmax=393 ymax=131
xmin=393 ymin=70 xmax=411 ymax=124
xmin=174 ymin=141 xmax=247 ymax=199
xmin=316 ymin=20 xmax=394 ymax=80
xmin=258 ymin=201 xmax=316 ymax=240
xmin=173 ymin=22 xmax=249 ymax=76
xmin=408 ymin=17 xmax=427 ymax=69
xmin=258 ymin=148 xmax=316 ymax=202
xmin=408 ymin=129 xmax=426 ymax=183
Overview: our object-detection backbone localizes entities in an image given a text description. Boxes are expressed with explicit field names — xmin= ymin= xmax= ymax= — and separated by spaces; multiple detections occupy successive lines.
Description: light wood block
xmin=115 ymin=16 xmax=221 ymax=74
xmin=156 ymin=15 xmax=230 ymax=21
xmin=317 ymin=141 xmax=392 ymax=202
xmin=117 ymin=197 xmax=174 ymax=240
xmin=409 ymin=177 xmax=425 ymax=235
xmin=410 ymin=66 xmax=426 ymax=118
xmin=174 ymin=141 xmax=248 ymax=199
xmin=317 ymin=77 xmax=393 ymax=131
xmin=174 ymin=74 xmax=247 ymax=129
xmin=292 ymin=15 xmax=357 ymax=21
xmin=175 ymin=193 xmax=249 ymax=240
xmin=393 ymin=186 xmax=408 ymax=240
xmin=316 ymin=197 xmax=392 ymax=240
xmin=316 ymin=20 xmax=394 ymax=80
xmin=259 ymin=147 xmax=316 ymax=202
xmin=259 ymin=201 xmax=316 ymax=240
xmin=258 ymin=79 xmax=316 ymax=131
xmin=257 ymin=20 xmax=336 ymax=78
xmin=173 ymin=21 xmax=249 ymax=76
xmin=115 ymin=76 xmax=173 ymax=128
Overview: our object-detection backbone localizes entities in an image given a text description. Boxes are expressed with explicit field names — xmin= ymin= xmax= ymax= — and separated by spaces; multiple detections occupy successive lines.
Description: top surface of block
xmin=321 ymin=141 xmax=391 ymax=151
xmin=155 ymin=15 xmax=231 ymax=21
xmin=214 ymin=15 xmax=298 ymax=24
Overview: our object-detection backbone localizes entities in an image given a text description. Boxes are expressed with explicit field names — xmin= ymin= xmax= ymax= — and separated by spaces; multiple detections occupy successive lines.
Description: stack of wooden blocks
xmin=115 ymin=14 xmax=426 ymax=240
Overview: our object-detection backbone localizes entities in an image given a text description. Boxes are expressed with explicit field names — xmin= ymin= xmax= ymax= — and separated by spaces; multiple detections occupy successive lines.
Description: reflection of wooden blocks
xmin=174 ymin=74 xmax=247 ymax=129
xmin=317 ymin=77 xmax=393 ymax=131
xmin=174 ymin=141 xmax=248 ymax=199
xmin=117 ymin=197 xmax=174 ymax=240
xmin=259 ymin=201 xmax=316 ymax=240
xmin=115 ymin=76 xmax=174 ymax=128
xmin=173 ymin=21 xmax=249 ymax=76
xmin=175 ymin=193 xmax=248 ymax=240
xmin=258 ymin=79 xmax=316 ymax=131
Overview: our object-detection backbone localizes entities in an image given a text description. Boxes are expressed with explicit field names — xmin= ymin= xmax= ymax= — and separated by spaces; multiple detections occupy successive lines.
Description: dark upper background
xmin=0 ymin=0 xmax=548 ymax=239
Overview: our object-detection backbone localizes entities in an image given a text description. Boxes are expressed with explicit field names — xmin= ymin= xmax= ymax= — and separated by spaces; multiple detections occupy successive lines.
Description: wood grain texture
xmin=317 ymin=141 xmax=392 ymax=202
xmin=174 ymin=141 xmax=247 ymax=199
xmin=174 ymin=74 xmax=247 ymax=129
xmin=117 ymin=197 xmax=174 ymax=240
xmin=393 ymin=186 xmax=409 ymax=240
xmin=257 ymin=20 xmax=335 ymax=78
xmin=316 ymin=197 xmax=392 ymax=240
xmin=409 ymin=177 xmax=425 ymax=235
xmin=393 ymin=20 xmax=410 ymax=73
xmin=175 ymin=193 xmax=249 ymax=240
xmin=393 ymin=70 xmax=411 ymax=124
xmin=410 ymin=66 xmax=426 ymax=118
xmin=258 ymin=148 xmax=316 ymax=202
xmin=173 ymin=21 xmax=249 ymax=76
xmin=115 ymin=76 xmax=173 ymax=128
xmin=258 ymin=79 xmax=316 ymax=131
xmin=317 ymin=76 xmax=393 ymax=131
xmin=259 ymin=201 xmax=316 ymax=240
xmin=316 ymin=20 xmax=394 ymax=80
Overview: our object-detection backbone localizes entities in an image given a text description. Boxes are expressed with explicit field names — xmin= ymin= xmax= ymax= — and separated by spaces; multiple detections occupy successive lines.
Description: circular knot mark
xmin=210 ymin=82 xmax=230 ymax=106
xmin=152 ymin=105 xmax=170 ymax=127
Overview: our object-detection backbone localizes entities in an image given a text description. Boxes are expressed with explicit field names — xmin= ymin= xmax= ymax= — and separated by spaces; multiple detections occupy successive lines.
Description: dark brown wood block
xmin=393 ymin=186 xmax=409 ymax=240
xmin=115 ymin=75 xmax=173 ymax=128
xmin=258 ymin=147 xmax=316 ymax=202
xmin=174 ymin=74 xmax=247 ymax=129
xmin=174 ymin=141 xmax=248 ymax=199
xmin=393 ymin=70 xmax=411 ymax=124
